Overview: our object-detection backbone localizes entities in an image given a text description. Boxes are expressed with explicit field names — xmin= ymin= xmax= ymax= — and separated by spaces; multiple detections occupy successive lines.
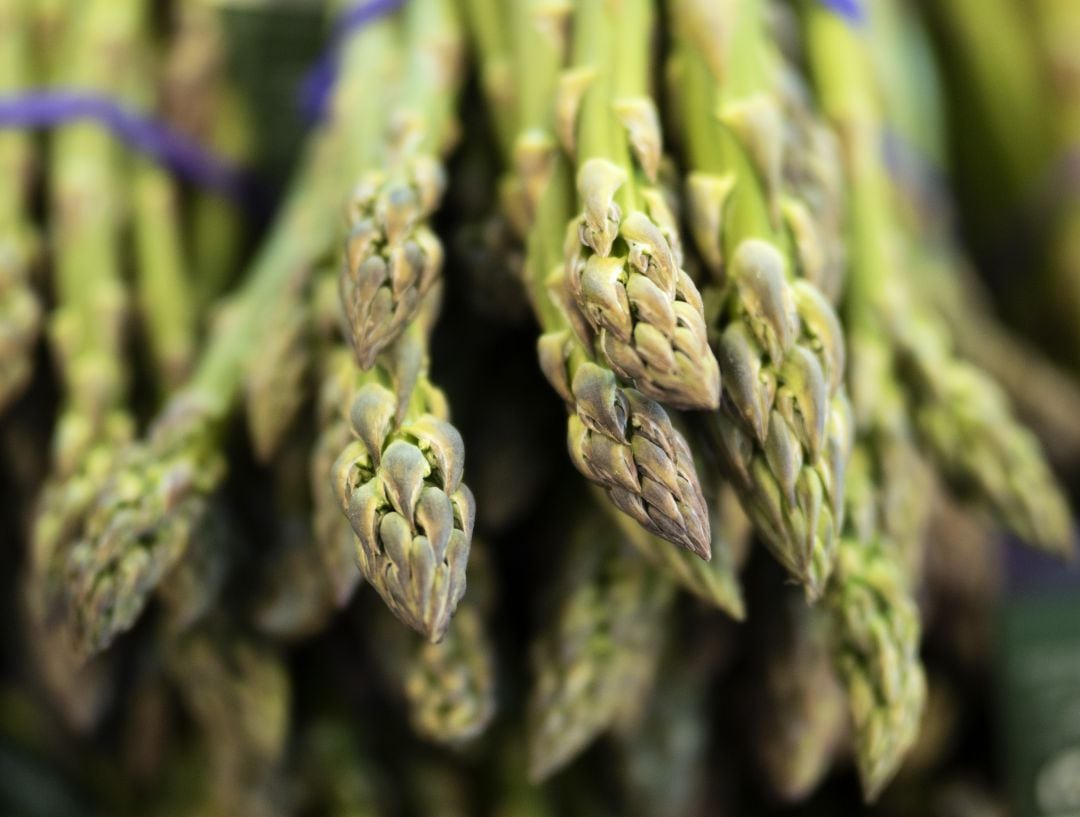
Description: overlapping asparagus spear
xmin=670 ymin=0 xmax=853 ymax=598
xmin=460 ymin=0 xmax=714 ymax=559
xmin=527 ymin=515 xmax=674 ymax=781
xmin=800 ymin=2 xmax=930 ymax=798
xmin=372 ymin=540 xmax=496 ymax=745
xmin=826 ymin=534 xmax=925 ymax=802
xmin=326 ymin=0 xmax=476 ymax=643
xmin=332 ymin=291 xmax=475 ymax=643
xmin=560 ymin=0 xmax=719 ymax=412
xmin=339 ymin=0 xmax=462 ymax=369
xmin=27 ymin=0 xmax=142 ymax=672
xmin=750 ymin=592 xmax=846 ymax=802
xmin=0 ymin=0 xmax=39 ymax=412
xmin=807 ymin=0 xmax=1071 ymax=556
xmin=60 ymin=12 xmax=400 ymax=659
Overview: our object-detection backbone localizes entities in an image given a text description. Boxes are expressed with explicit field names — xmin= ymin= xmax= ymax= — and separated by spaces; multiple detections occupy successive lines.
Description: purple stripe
xmin=299 ymin=0 xmax=406 ymax=123
xmin=0 ymin=91 xmax=263 ymax=208
xmin=0 ymin=0 xmax=402 ymax=209
xmin=820 ymin=0 xmax=864 ymax=25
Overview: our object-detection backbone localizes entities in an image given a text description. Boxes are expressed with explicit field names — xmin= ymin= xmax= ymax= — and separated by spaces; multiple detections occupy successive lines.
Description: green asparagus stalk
xmin=243 ymin=264 xmax=313 ymax=461
xmin=670 ymin=0 xmax=854 ymax=598
xmin=750 ymin=592 xmax=846 ymax=802
xmin=808 ymin=1 xmax=1072 ymax=556
xmin=0 ymin=0 xmax=40 ymax=412
xmin=46 ymin=0 xmax=139 ymax=474
xmin=163 ymin=0 xmax=251 ymax=312
xmin=61 ymin=14 xmax=400 ymax=659
xmin=331 ymin=291 xmax=474 ymax=643
xmin=527 ymin=515 xmax=674 ymax=782
xmin=559 ymin=0 xmax=720 ymax=411
xmin=27 ymin=0 xmax=142 ymax=670
xmin=825 ymin=532 xmax=925 ymax=802
xmin=166 ymin=621 xmax=290 ymax=816
xmin=339 ymin=0 xmax=463 ymax=369
xmin=241 ymin=8 xmax=400 ymax=464
xmin=131 ymin=155 xmax=197 ymax=393
xmin=488 ymin=0 xmax=712 ymax=558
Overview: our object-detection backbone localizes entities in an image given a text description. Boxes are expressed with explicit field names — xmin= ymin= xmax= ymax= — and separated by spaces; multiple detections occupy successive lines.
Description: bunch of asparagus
xmin=0 ymin=0 xmax=1075 ymax=814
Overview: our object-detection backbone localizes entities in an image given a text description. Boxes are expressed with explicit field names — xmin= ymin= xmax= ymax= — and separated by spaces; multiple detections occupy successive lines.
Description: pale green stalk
xmin=811 ymin=0 xmax=1072 ymax=556
xmin=27 ymin=0 xmax=142 ymax=675
xmin=670 ymin=0 xmax=853 ymax=599
xmin=163 ymin=0 xmax=251 ymax=311
xmin=132 ymin=157 xmax=196 ymax=393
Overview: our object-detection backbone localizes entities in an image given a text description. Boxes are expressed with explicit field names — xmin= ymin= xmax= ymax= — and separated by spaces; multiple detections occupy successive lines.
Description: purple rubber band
xmin=820 ymin=0 xmax=864 ymax=25
xmin=0 ymin=0 xmax=402 ymax=212
xmin=299 ymin=0 xmax=406 ymax=123
xmin=0 ymin=91 xmax=263 ymax=208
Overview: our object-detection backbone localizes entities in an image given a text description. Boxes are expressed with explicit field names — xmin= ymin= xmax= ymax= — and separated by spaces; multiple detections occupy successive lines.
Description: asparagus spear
xmin=339 ymin=0 xmax=463 ymax=369
xmin=808 ymin=0 xmax=1072 ymax=556
xmin=332 ymin=290 xmax=474 ymax=643
xmin=750 ymin=592 xmax=846 ymax=802
xmin=330 ymin=0 xmax=475 ymax=644
xmin=61 ymin=13 xmax=401 ymax=659
xmin=559 ymin=0 xmax=720 ymax=412
xmin=162 ymin=0 xmax=251 ymax=312
xmin=826 ymin=532 xmax=925 ymax=802
xmin=372 ymin=540 xmax=496 ymax=745
xmin=527 ymin=515 xmax=674 ymax=782
xmin=459 ymin=0 xmax=713 ymax=558
xmin=0 ymin=0 xmax=40 ymax=412
xmin=670 ymin=0 xmax=854 ymax=600
xmin=166 ymin=621 xmax=290 ymax=816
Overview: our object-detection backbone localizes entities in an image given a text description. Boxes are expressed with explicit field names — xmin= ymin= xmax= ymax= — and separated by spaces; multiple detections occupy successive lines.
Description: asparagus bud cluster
xmin=527 ymin=519 xmax=673 ymax=781
xmin=0 ymin=0 xmax=1076 ymax=811
xmin=332 ymin=322 xmax=474 ymax=643
xmin=560 ymin=0 xmax=720 ymax=412
xmin=341 ymin=157 xmax=446 ymax=369
xmin=538 ymin=330 xmax=710 ymax=558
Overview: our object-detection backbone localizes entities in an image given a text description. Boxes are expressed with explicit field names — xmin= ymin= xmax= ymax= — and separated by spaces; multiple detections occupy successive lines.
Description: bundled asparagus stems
xmin=0 ymin=1 xmax=1077 ymax=814
xmin=670 ymin=0 xmax=853 ymax=599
